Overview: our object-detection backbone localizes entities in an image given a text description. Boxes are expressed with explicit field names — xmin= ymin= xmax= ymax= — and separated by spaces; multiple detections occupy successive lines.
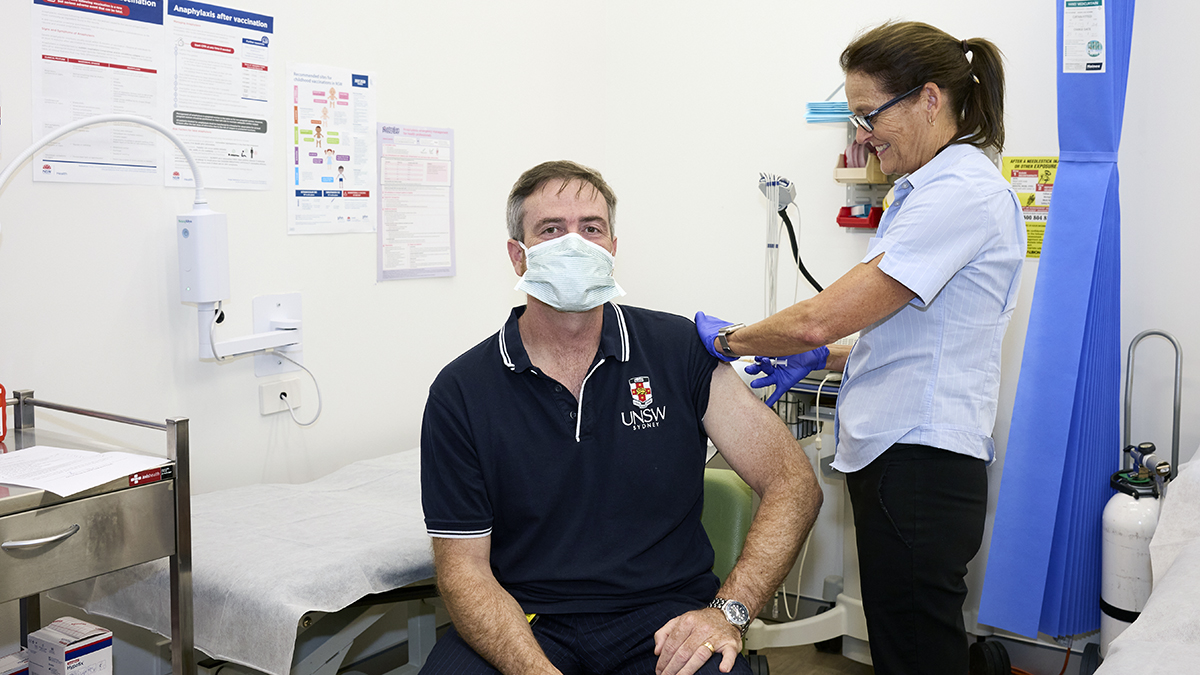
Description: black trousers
xmin=422 ymin=599 xmax=753 ymax=674
xmin=846 ymin=443 xmax=988 ymax=675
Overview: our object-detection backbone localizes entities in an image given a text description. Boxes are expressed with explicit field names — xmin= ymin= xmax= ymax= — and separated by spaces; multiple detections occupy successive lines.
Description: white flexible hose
xmin=779 ymin=371 xmax=838 ymax=620
xmin=273 ymin=350 xmax=322 ymax=427
xmin=0 ymin=114 xmax=208 ymax=230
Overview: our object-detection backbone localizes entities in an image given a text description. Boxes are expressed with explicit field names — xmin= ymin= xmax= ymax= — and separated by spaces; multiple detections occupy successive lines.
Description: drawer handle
xmin=2 ymin=524 xmax=81 ymax=551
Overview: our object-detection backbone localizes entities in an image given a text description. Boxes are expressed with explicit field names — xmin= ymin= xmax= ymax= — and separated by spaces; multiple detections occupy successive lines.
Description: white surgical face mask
xmin=515 ymin=233 xmax=626 ymax=313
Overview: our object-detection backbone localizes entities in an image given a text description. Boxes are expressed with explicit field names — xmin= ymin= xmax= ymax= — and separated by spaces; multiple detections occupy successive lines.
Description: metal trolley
xmin=1 ymin=389 xmax=195 ymax=674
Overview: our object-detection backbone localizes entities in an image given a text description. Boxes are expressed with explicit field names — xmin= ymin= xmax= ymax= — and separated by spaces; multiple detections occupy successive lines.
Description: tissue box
xmin=27 ymin=618 xmax=111 ymax=675
xmin=0 ymin=649 xmax=29 ymax=675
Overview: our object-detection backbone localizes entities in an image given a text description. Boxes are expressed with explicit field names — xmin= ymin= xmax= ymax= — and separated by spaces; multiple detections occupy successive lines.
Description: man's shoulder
xmin=617 ymin=304 xmax=713 ymax=367
xmin=616 ymin=304 xmax=696 ymax=336
xmin=431 ymin=330 xmax=503 ymax=391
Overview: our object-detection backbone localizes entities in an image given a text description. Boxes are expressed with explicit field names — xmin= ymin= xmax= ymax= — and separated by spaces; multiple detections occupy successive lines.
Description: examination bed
xmin=50 ymin=447 xmax=434 ymax=675
xmin=1095 ymin=453 xmax=1200 ymax=672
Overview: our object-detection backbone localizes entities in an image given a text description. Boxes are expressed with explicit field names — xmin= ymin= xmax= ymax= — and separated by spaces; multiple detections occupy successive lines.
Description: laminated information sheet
xmin=377 ymin=123 xmax=455 ymax=280
xmin=1063 ymin=0 xmax=1106 ymax=73
xmin=287 ymin=64 xmax=377 ymax=234
xmin=31 ymin=0 xmax=165 ymax=185
xmin=163 ymin=1 xmax=275 ymax=190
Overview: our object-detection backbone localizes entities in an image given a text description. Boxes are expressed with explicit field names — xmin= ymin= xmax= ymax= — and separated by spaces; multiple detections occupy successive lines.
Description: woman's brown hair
xmin=841 ymin=21 xmax=1006 ymax=152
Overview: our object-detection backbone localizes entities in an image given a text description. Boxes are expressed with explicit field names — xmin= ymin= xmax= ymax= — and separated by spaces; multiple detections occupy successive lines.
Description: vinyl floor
xmin=756 ymin=644 xmax=875 ymax=675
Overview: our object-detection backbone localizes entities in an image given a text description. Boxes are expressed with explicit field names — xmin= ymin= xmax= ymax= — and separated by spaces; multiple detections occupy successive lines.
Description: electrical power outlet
xmin=260 ymin=378 xmax=301 ymax=415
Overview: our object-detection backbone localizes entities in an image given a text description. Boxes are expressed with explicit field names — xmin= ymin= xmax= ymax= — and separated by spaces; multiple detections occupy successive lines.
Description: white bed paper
xmin=51 ymin=448 xmax=433 ymax=675
xmin=0 ymin=445 xmax=164 ymax=497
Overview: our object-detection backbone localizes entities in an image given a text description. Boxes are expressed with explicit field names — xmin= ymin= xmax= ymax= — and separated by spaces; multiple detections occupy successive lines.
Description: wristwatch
xmin=709 ymin=597 xmax=751 ymax=636
xmin=716 ymin=323 xmax=745 ymax=358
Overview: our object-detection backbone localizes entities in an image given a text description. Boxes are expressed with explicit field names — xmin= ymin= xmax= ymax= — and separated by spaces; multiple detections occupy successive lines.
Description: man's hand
xmin=744 ymin=346 xmax=830 ymax=406
xmin=653 ymin=607 xmax=742 ymax=675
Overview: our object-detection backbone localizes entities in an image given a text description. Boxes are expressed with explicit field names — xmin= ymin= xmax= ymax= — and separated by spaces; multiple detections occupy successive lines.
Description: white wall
xmin=1120 ymin=2 xmax=1198 ymax=463
xmin=1 ymin=0 xmax=1195 ymax=656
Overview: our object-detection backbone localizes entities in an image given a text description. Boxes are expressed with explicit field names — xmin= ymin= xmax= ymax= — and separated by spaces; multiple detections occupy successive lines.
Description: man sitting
xmin=421 ymin=160 xmax=822 ymax=675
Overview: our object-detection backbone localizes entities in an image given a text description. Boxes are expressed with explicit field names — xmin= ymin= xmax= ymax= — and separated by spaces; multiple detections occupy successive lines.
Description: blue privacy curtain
xmin=979 ymin=0 xmax=1135 ymax=638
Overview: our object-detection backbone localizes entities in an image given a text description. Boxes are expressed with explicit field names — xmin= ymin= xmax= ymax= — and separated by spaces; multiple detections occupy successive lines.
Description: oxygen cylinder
xmin=1100 ymin=444 xmax=1166 ymax=657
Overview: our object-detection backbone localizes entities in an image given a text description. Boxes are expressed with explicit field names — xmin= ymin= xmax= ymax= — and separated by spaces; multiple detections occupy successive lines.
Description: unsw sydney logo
xmin=623 ymin=376 xmax=667 ymax=430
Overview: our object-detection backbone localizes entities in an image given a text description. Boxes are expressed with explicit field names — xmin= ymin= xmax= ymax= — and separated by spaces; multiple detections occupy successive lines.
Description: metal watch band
xmin=708 ymin=597 xmax=750 ymax=636
xmin=717 ymin=323 xmax=744 ymax=357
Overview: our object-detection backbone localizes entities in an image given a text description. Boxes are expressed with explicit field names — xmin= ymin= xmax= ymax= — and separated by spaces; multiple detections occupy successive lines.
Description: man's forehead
xmin=534 ymin=178 xmax=602 ymax=203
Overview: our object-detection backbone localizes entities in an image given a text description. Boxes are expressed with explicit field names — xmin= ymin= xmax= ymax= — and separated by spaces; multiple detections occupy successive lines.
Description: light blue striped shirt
xmin=832 ymin=143 xmax=1026 ymax=473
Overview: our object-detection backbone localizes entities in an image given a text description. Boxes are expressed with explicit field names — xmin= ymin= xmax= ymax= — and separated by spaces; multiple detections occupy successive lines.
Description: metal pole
xmin=14 ymin=390 xmax=35 ymax=430
xmin=1122 ymin=330 xmax=1183 ymax=478
xmin=167 ymin=417 xmax=196 ymax=675
xmin=27 ymin=398 xmax=166 ymax=431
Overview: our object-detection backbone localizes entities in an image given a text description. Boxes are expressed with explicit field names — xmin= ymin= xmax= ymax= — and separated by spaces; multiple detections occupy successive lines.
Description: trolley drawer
xmin=0 ymin=480 xmax=176 ymax=601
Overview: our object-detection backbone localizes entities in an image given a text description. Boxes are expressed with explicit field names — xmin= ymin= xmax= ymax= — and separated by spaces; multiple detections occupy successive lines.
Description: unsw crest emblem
xmin=629 ymin=376 xmax=653 ymax=409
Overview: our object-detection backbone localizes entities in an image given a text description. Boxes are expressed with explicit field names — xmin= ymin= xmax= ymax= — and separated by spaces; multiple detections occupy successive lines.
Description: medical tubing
xmin=791 ymin=238 xmax=804 ymax=306
xmin=0 ymin=113 xmax=208 ymax=209
xmin=1055 ymin=636 xmax=1073 ymax=675
xmin=273 ymin=349 xmax=322 ymax=427
xmin=778 ymin=208 xmax=823 ymax=293
xmin=776 ymin=371 xmax=838 ymax=620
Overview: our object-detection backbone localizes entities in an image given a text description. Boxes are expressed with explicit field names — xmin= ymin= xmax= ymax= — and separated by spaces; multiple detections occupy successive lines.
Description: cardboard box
xmin=27 ymin=618 xmax=111 ymax=675
xmin=0 ymin=649 xmax=29 ymax=675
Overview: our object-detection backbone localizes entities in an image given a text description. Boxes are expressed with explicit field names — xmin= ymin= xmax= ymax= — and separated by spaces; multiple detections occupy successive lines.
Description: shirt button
xmin=570 ymin=412 xmax=577 ymax=419
xmin=555 ymin=385 xmax=563 ymax=392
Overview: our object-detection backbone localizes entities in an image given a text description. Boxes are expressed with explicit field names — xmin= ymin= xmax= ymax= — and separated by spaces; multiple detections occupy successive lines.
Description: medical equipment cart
xmin=1 ymin=389 xmax=195 ymax=674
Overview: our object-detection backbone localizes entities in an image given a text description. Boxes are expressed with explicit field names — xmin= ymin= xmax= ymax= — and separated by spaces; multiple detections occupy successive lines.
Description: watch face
xmin=723 ymin=600 xmax=750 ymax=625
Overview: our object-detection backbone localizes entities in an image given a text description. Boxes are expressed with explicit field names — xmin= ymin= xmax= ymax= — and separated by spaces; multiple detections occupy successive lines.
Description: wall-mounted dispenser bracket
xmin=252 ymin=293 xmax=304 ymax=377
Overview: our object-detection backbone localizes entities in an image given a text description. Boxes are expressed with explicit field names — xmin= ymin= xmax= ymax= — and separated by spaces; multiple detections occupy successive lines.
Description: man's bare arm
xmin=654 ymin=363 xmax=822 ymax=675
xmin=708 ymin=363 xmax=822 ymax=614
xmin=433 ymin=537 xmax=561 ymax=675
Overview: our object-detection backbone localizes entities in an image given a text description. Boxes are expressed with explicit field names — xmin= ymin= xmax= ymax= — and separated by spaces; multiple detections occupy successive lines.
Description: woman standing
xmin=696 ymin=22 xmax=1025 ymax=675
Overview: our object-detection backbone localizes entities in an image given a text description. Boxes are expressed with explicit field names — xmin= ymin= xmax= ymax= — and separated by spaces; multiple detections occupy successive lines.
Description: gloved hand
xmin=745 ymin=346 xmax=831 ymax=407
xmin=694 ymin=311 xmax=738 ymax=362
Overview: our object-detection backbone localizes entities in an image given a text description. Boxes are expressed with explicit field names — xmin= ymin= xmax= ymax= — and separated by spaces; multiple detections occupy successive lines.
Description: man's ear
xmin=507 ymin=239 xmax=526 ymax=276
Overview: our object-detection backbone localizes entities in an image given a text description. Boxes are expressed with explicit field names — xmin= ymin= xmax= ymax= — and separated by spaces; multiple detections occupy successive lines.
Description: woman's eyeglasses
xmin=848 ymin=84 xmax=925 ymax=132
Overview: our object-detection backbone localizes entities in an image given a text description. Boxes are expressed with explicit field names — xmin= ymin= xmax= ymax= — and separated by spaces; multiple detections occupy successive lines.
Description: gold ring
xmin=702 ymin=641 xmax=715 ymax=653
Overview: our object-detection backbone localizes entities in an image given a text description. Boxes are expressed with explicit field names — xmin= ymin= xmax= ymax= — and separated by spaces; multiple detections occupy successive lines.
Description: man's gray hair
xmin=506 ymin=161 xmax=617 ymax=242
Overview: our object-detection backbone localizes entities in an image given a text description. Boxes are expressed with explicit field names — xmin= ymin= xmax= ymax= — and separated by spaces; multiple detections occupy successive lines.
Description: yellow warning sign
xmin=1002 ymin=156 xmax=1057 ymax=259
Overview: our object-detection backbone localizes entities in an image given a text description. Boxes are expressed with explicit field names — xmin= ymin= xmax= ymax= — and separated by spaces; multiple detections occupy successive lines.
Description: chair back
xmin=701 ymin=468 xmax=754 ymax=583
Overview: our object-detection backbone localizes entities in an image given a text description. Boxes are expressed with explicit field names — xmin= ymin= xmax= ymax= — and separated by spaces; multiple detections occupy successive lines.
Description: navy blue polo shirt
xmin=421 ymin=303 xmax=721 ymax=614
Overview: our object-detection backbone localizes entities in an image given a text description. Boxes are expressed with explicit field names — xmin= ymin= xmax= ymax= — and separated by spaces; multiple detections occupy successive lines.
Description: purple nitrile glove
xmin=694 ymin=311 xmax=738 ymax=362
xmin=744 ymin=346 xmax=830 ymax=407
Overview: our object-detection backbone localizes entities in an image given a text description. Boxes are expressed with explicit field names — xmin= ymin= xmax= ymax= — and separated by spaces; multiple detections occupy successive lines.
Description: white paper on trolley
xmin=0 ymin=446 xmax=164 ymax=497
xmin=377 ymin=123 xmax=456 ymax=280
